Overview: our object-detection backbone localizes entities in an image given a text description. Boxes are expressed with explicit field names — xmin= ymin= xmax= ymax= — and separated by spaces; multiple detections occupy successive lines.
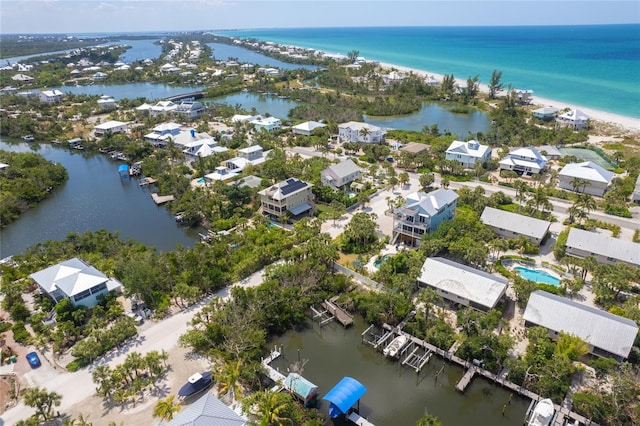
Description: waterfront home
xmin=532 ymin=106 xmax=560 ymax=121
xmin=425 ymin=75 xmax=439 ymax=87
xmin=417 ymin=257 xmax=508 ymax=312
xmin=558 ymin=161 xmax=613 ymax=197
xmin=498 ymin=147 xmax=548 ymax=175
xmin=29 ymin=258 xmax=122 ymax=308
xmin=392 ymin=189 xmax=458 ymax=247
xmin=173 ymin=101 xmax=205 ymax=120
xmin=445 ymin=139 xmax=491 ymax=169
xmin=523 ymin=290 xmax=638 ymax=361
xmin=225 ymin=145 xmax=271 ymax=172
xmin=338 ymin=121 xmax=386 ymax=144
xmin=92 ymin=72 xmax=108 ymax=80
xmin=399 ymin=142 xmax=429 ymax=155
xmin=144 ymin=122 xmax=182 ymax=147
xmin=321 ymin=159 xmax=362 ymax=190
xmin=259 ymin=178 xmax=314 ymax=221
xmin=160 ymin=63 xmax=180 ymax=73
xmin=632 ymin=175 xmax=640 ymax=203
xmin=94 ymin=120 xmax=129 ymax=137
xmin=182 ymin=138 xmax=228 ymax=161
xmin=556 ymin=109 xmax=590 ymax=130
xmin=160 ymin=392 xmax=246 ymax=426
xmin=150 ymin=101 xmax=178 ymax=116
xmin=565 ymin=227 xmax=640 ymax=267
xmin=39 ymin=89 xmax=64 ymax=103
xmin=250 ymin=116 xmax=282 ymax=132
xmin=480 ymin=207 xmax=551 ymax=246
xmin=382 ymin=70 xmax=405 ymax=85
xmin=203 ymin=166 xmax=240 ymax=183
xmin=97 ymin=95 xmax=117 ymax=110
xmin=292 ymin=120 xmax=327 ymax=136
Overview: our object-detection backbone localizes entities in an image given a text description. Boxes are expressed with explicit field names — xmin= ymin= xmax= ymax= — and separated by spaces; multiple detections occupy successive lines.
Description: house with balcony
xmin=182 ymin=138 xmax=228 ymax=161
xmin=250 ymin=116 xmax=281 ymax=132
xmin=39 ymin=89 xmax=64 ymax=103
xmin=338 ymin=121 xmax=386 ymax=144
xmin=445 ymin=139 xmax=491 ymax=169
xmin=532 ymin=106 xmax=559 ymax=121
xmin=203 ymin=166 xmax=240 ymax=183
xmin=321 ymin=159 xmax=362 ymax=190
xmin=565 ymin=227 xmax=640 ymax=268
xmin=259 ymin=178 xmax=314 ymax=220
xmin=174 ymin=101 xmax=205 ymax=120
xmin=558 ymin=161 xmax=614 ymax=197
xmin=392 ymin=189 xmax=458 ymax=246
xmin=94 ymin=120 xmax=129 ymax=137
xmin=498 ymin=147 xmax=548 ymax=175
xmin=144 ymin=122 xmax=182 ymax=147
xmin=480 ymin=207 xmax=551 ymax=246
xmin=29 ymin=258 xmax=122 ymax=308
xmin=225 ymin=145 xmax=271 ymax=172
xmin=292 ymin=121 xmax=327 ymax=136
xmin=150 ymin=100 xmax=178 ymax=116
xmin=557 ymin=109 xmax=590 ymax=130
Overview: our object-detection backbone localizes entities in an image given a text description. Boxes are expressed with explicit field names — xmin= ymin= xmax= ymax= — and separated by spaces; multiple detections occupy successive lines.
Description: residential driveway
xmin=0 ymin=267 xmax=268 ymax=425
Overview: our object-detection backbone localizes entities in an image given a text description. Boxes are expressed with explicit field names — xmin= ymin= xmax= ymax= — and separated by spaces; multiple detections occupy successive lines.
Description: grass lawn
xmin=337 ymin=252 xmax=359 ymax=267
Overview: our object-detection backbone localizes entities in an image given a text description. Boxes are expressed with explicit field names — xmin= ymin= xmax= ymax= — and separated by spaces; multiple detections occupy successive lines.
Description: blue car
xmin=26 ymin=351 xmax=41 ymax=368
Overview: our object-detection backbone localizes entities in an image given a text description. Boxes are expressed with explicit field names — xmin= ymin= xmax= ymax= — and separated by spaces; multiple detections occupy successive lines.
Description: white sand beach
xmin=377 ymin=61 xmax=640 ymax=134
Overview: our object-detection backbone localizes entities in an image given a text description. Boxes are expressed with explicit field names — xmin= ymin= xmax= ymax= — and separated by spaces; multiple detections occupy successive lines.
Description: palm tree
xmin=153 ymin=395 xmax=182 ymax=421
xmin=216 ymin=359 xmax=244 ymax=403
xmin=358 ymin=127 xmax=371 ymax=142
xmin=243 ymin=389 xmax=293 ymax=425
xmin=570 ymin=177 xmax=590 ymax=194
xmin=22 ymin=387 xmax=62 ymax=422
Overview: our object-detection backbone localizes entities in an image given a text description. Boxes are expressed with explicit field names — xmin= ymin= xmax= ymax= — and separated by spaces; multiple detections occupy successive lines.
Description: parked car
xmin=26 ymin=351 xmax=41 ymax=368
xmin=126 ymin=312 xmax=144 ymax=326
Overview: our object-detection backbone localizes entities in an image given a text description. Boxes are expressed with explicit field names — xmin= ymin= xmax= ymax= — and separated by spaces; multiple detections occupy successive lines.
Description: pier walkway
xmin=151 ymin=193 xmax=175 ymax=204
xmin=261 ymin=350 xmax=286 ymax=390
xmin=312 ymin=297 xmax=354 ymax=327
xmin=375 ymin=323 xmax=597 ymax=426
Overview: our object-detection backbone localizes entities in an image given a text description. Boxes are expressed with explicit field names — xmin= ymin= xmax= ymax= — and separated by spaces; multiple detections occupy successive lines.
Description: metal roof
xmin=566 ymin=227 xmax=640 ymax=266
xmin=559 ymin=161 xmax=614 ymax=184
xmin=417 ymin=257 xmax=508 ymax=310
xmin=29 ymin=258 xmax=108 ymax=297
xmin=322 ymin=377 xmax=367 ymax=417
xmin=523 ymin=291 xmax=638 ymax=359
xmin=325 ymin=159 xmax=361 ymax=180
xmin=165 ymin=392 xmax=246 ymax=426
xmin=480 ymin=207 xmax=551 ymax=240
xmin=402 ymin=189 xmax=458 ymax=217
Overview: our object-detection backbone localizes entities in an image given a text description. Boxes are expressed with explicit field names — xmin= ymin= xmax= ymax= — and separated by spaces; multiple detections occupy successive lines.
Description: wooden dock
xmin=151 ymin=193 xmax=175 ymax=204
xmin=261 ymin=350 xmax=286 ymax=388
xmin=321 ymin=298 xmax=353 ymax=327
xmin=378 ymin=323 xmax=598 ymax=426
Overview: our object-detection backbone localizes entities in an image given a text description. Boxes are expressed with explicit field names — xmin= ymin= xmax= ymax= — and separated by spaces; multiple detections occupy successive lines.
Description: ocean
xmin=216 ymin=25 xmax=640 ymax=119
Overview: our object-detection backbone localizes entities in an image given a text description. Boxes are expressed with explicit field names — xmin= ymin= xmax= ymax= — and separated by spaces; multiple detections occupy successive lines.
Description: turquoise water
xmin=217 ymin=25 xmax=640 ymax=118
xmin=197 ymin=177 xmax=206 ymax=184
xmin=374 ymin=254 xmax=390 ymax=268
xmin=514 ymin=266 xmax=560 ymax=286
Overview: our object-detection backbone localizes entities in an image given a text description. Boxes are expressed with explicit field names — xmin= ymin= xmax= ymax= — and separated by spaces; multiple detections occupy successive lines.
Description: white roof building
xmin=523 ymin=290 xmax=638 ymax=361
xmin=291 ymin=121 xmax=327 ymax=136
xmin=557 ymin=109 xmax=590 ymax=129
xmin=94 ymin=120 xmax=129 ymax=136
xmin=558 ymin=161 xmax=614 ymax=197
xmin=480 ymin=207 xmax=551 ymax=245
xmin=338 ymin=121 xmax=386 ymax=143
xmin=565 ymin=227 xmax=640 ymax=267
xmin=417 ymin=257 xmax=508 ymax=311
xmin=498 ymin=147 xmax=548 ymax=174
xmin=445 ymin=139 xmax=491 ymax=168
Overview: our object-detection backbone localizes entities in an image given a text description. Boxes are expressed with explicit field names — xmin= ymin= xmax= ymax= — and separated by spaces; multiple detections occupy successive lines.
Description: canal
xmin=0 ymin=140 xmax=201 ymax=257
xmin=269 ymin=316 xmax=529 ymax=426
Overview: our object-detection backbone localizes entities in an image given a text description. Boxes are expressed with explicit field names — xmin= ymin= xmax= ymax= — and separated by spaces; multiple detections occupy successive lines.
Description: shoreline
xmin=377 ymin=61 xmax=640 ymax=133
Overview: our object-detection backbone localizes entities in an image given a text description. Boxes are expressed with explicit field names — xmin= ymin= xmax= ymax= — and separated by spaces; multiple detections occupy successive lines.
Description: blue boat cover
xmin=322 ymin=376 xmax=367 ymax=418
xmin=118 ymin=164 xmax=129 ymax=173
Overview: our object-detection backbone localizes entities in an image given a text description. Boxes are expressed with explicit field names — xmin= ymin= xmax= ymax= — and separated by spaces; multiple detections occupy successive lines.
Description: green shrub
xmin=0 ymin=322 xmax=12 ymax=333
xmin=11 ymin=322 xmax=31 ymax=344
xmin=66 ymin=358 xmax=90 ymax=372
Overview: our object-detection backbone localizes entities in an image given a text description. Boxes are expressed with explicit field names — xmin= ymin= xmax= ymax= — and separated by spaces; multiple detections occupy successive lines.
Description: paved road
xmin=0 ymin=268 xmax=267 ymax=425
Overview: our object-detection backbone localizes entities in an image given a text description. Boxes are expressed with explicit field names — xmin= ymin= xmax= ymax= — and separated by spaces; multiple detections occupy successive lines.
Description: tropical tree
xmin=216 ymin=359 xmax=244 ymax=403
xmin=398 ymin=171 xmax=410 ymax=188
xmin=242 ymin=389 xmax=293 ymax=426
xmin=417 ymin=287 xmax=442 ymax=325
xmin=488 ymin=69 xmax=503 ymax=99
xmin=440 ymin=74 xmax=456 ymax=97
xmin=419 ymin=173 xmax=435 ymax=192
xmin=416 ymin=412 xmax=444 ymax=426
xmin=153 ymin=395 xmax=182 ymax=421
xmin=22 ymin=387 xmax=62 ymax=422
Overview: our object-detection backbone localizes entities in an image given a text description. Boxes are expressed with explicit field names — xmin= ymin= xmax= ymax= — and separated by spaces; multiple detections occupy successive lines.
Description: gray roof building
xmin=480 ymin=207 xmax=551 ymax=244
xmin=164 ymin=392 xmax=246 ymax=426
xmin=565 ymin=227 xmax=640 ymax=267
xmin=523 ymin=290 xmax=638 ymax=360
xmin=417 ymin=257 xmax=508 ymax=311
xmin=321 ymin=159 xmax=362 ymax=188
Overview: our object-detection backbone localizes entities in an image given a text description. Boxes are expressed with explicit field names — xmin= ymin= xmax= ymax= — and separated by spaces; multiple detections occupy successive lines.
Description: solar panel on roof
xmin=281 ymin=179 xmax=307 ymax=195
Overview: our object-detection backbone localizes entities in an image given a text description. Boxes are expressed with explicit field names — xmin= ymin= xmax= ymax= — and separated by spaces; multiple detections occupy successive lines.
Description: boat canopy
xmin=178 ymin=371 xmax=212 ymax=397
xmin=284 ymin=373 xmax=318 ymax=403
xmin=322 ymin=376 xmax=367 ymax=418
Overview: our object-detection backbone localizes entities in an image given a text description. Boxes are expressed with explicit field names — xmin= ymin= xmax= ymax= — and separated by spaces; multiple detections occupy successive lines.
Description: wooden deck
xmin=151 ymin=193 xmax=175 ymax=204
xmin=261 ymin=350 xmax=286 ymax=385
xmin=321 ymin=298 xmax=353 ymax=327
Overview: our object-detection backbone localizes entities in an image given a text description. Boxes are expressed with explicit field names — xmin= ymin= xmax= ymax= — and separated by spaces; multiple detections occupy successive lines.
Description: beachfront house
xmin=532 ymin=106 xmax=560 ymax=121
xmin=498 ymin=147 xmax=548 ymax=175
xmin=292 ymin=121 xmax=327 ymax=136
xmin=480 ymin=207 xmax=551 ymax=246
xmin=523 ymin=290 xmax=638 ymax=361
xmin=392 ymin=189 xmax=458 ymax=247
xmin=321 ymin=159 xmax=362 ymax=190
xmin=259 ymin=178 xmax=314 ymax=221
xmin=417 ymin=257 xmax=508 ymax=312
xmin=558 ymin=161 xmax=614 ymax=197
xmin=445 ymin=139 xmax=491 ymax=169
xmin=144 ymin=122 xmax=182 ymax=147
xmin=173 ymin=101 xmax=206 ymax=120
xmin=94 ymin=120 xmax=129 ymax=137
xmin=250 ymin=116 xmax=281 ymax=132
xmin=29 ymin=258 xmax=122 ymax=308
xmin=565 ymin=227 xmax=640 ymax=268
xmin=556 ymin=109 xmax=590 ymax=130
xmin=39 ymin=89 xmax=64 ymax=103
xmin=338 ymin=121 xmax=386 ymax=144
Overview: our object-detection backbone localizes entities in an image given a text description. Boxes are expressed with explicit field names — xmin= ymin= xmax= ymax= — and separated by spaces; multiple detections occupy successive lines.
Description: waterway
xmin=269 ymin=317 xmax=529 ymax=426
xmin=0 ymin=140 xmax=201 ymax=257
xmin=49 ymin=82 xmax=204 ymax=102
xmin=207 ymin=42 xmax=319 ymax=71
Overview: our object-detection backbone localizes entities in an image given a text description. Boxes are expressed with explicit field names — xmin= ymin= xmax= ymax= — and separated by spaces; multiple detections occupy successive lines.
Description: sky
xmin=1 ymin=1 xmax=639 ymax=35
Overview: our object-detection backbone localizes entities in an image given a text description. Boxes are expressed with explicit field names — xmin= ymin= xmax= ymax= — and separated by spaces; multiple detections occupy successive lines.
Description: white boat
xmin=527 ymin=398 xmax=555 ymax=426
xmin=383 ymin=335 xmax=408 ymax=358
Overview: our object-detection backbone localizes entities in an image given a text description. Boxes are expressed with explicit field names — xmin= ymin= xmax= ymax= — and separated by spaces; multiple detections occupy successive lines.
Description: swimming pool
xmin=197 ymin=178 xmax=206 ymax=184
xmin=374 ymin=254 xmax=391 ymax=268
xmin=514 ymin=266 xmax=560 ymax=286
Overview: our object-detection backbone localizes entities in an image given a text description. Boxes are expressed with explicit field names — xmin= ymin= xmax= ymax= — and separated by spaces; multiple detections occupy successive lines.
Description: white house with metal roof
xmin=161 ymin=392 xmax=246 ymax=426
xmin=259 ymin=178 xmax=314 ymax=220
xmin=225 ymin=145 xmax=271 ymax=172
xmin=417 ymin=257 xmax=508 ymax=312
xmin=392 ymin=189 xmax=458 ymax=247
xmin=94 ymin=120 xmax=129 ymax=137
xmin=338 ymin=121 xmax=386 ymax=143
xmin=182 ymin=139 xmax=228 ymax=161
xmin=558 ymin=161 xmax=614 ymax=197
xmin=532 ymin=106 xmax=559 ymax=121
xmin=39 ymin=89 xmax=64 ymax=103
xmin=321 ymin=159 xmax=362 ymax=189
xmin=556 ymin=109 xmax=590 ymax=130
xmin=250 ymin=116 xmax=281 ymax=132
xmin=173 ymin=101 xmax=205 ymax=120
xmin=150 ymin=100 xmax=178 ymax=116
xmin=632 ymin=174 xmax=640 ymax=203
xmin=498 ymin=147 xmax=548 ymax=175
xmin=29 ymin=258 xmax=122 ymax=308
xmin=480 ymin=207 xmax=551 ymax=245
xmin=144 ymin=122 xmax=182 ymax=147
xmin=292 ymin=120 xmax=327 ymax=136
xmin=523 ymin=290 xmax=638 ymax=361
xmin=565 ymin=227 xmax=640 ymax=267
xmin=445 ymin=139 xmax=491 ymax=169
xmin=97 ymin=95 xmax=117 ymax=110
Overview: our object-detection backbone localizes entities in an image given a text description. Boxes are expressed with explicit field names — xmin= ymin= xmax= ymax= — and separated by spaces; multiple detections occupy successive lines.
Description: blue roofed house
xmin=321 ymin=159 xmax=362 ymax=190
xmin=259 ymin=178 xmax=314 ymax=221
xmin=29 ymin=258 xmax=122 ymax=308
xmin=445 ymin=139 xmax=491 ymax=169
xmin=392 ymin=189 xmax=458 ymax=247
